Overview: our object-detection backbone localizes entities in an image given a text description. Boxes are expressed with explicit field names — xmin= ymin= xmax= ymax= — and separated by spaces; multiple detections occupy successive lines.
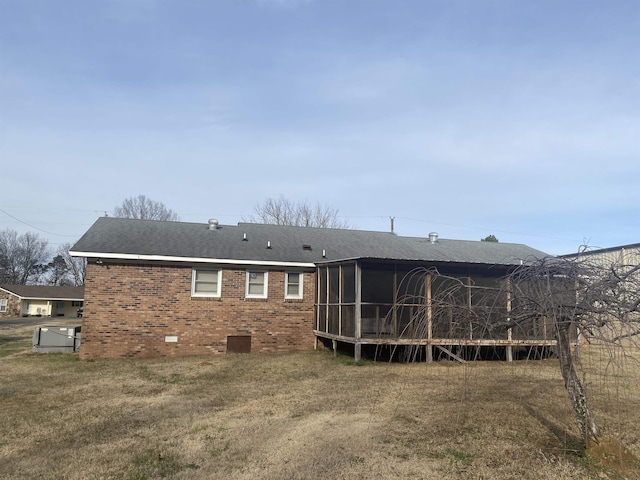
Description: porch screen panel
xmin=342 ymin=264 xmax=356 ymax=303
xmin=361 ymin=267 xmax=394 ymax=304
xmin=324 ymin=267 xmax=341 ymax=335
xmin=361 ymin=304 xmax=392 ymax=338
xmin=329 ymin=267 xmax=340 ymax=304
xmin=316 ymin=267 xmax=328 ymax=333
xmin=469 ymin=276 xmax=508 ymax=340
xmin=511 ymin=278 xmax=537 ymax=339
xmin=398 ymin=306 xmax=415 ymax=338
xmin=341 ymin=305 xmax=355 ymax=337
xmin=431 ymin=275 xmax=467 ymax=339
xmin=328 ymin=305 xmax=340 ymax=334
xmin=318 ymin=267 xmax=328 ymax=304
xmin=317 ymin=305 xmax=327 ymax=332
xmin=396 ymin=267 xmax=426 ymax=302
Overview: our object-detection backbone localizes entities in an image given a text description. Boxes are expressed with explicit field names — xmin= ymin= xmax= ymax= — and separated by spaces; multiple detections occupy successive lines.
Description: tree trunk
xmin=555 ymin=320 xmax=600 ymax=446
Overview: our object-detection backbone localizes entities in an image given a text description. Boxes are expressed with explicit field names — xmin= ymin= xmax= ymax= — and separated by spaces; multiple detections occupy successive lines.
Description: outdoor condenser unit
xmin=32 ymin=326 xmax=81 ymax=353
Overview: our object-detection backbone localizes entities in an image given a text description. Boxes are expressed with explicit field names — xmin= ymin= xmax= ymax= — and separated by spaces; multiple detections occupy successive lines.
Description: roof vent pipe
xmin=243 ymin=233 xmax=248 ymax=241
xmin=428 ymin=232 xmax=439 ymax=244
xmin=208 ymin=219 xmax=219 ymax=230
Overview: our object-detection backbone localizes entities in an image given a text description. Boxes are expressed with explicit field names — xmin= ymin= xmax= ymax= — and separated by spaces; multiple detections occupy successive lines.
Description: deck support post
xmin=506 ymin=331 xmax=513 ymax=362
xmin=332 ymin=339 xmax=337 ymax=357
xmin=354 ymin=343 xmax=361 ymax=362
xmin=314 ymin=336 xmax=318 ymax=350
xmin=355 ymin=262 xmax=362 ymax=339
xmin=506 ymin=278 xmax=513 ymax=362
xmin=426 ymin=273 xmax=433 ymax=363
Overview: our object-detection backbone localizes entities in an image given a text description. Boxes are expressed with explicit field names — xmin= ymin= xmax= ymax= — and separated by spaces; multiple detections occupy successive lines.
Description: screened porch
xmin=314 ymin=260 xmax=564 ymax=362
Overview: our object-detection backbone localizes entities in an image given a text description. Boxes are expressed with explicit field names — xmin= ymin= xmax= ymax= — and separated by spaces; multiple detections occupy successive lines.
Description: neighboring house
xmin=560 ymin=242 xmax=640 ymax=267
xmin=0 ymin=285 xmax=84 ymax=318
xmin=70 ymin=217 xmax=551 ymax=361
xmin=560 ymin=243 xmax=640 ymax=346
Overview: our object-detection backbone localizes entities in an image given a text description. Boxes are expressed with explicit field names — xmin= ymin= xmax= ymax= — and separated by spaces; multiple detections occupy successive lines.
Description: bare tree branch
xmin=113 ymin=195 xmax=179 ymax=221
xmin=244 ymin=196 xmax=351 ymax=229
xmin=0 ymin=229 xmax=51 ymax=284
xmin=52 ymin=243 xmax=86 ymax=286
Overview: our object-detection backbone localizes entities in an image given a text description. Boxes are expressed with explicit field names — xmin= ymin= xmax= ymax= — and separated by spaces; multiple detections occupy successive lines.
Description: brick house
xmin=0 ymin=285 xmax=84 ymax=318
xmin=70 ymin=217 xmax=549 ymax=360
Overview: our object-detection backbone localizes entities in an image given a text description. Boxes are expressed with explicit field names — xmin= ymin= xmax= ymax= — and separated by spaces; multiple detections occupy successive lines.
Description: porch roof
xmin=0 ymin=285 xmax=84 ymax=301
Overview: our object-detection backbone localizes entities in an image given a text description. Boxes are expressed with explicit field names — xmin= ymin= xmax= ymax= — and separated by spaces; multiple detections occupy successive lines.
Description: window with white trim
xmin=246 ymin=270 xmax=268 ymax=298
xmin=192 ymin=269 xmax=221 ymax=297
xmin=285 ymin=272 xmax=303 ymax=299
xmin=0 ymin=298 xmax=7 ymax=313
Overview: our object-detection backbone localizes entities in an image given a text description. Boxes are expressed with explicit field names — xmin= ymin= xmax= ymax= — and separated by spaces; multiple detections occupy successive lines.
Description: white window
xmin=192 ymin=269 xmax=221 ymax=297
xmin=246 ymin=270 xmax=268 ymax=298
xmin=285 ymin=272 xmax=303 ymax=299
xmin=0 ymin=298 xmax=7 ymax=313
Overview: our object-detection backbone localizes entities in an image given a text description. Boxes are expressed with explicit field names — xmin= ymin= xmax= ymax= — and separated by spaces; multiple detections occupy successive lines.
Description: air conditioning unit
xmin=32 ymin=326 xmax=81 ymax=353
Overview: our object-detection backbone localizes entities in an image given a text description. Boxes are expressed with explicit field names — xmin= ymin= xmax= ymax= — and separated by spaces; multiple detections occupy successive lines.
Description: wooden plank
xmin=435 ymin=345 xmax=467 ymax=363
xmin=314 ymin=331 xmax=560 ymax=347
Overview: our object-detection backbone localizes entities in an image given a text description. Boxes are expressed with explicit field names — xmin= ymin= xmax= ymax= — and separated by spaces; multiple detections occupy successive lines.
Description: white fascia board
xmin=20 ymin=297 xmax=84 ymax=301
xmin=69 ymin=250 xmax=316 ymax=268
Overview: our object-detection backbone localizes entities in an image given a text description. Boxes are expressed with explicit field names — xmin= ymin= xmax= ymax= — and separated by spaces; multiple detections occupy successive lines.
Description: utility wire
xmin=0 ymin=208 xmax=81 ymax=237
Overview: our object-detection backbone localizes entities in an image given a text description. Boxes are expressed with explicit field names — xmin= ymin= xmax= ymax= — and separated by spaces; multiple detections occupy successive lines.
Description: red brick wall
xmin=79 ymin=262 xmax=316 ymax=359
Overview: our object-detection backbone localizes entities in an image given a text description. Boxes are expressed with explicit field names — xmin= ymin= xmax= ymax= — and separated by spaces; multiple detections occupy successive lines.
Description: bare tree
xmin=47 ymin=255 xmax=71 ymax=286
xmin=0 ymin=229 xmax=51 ymax=284
xmin=387 ymin=250 xmax=640 ymax=448
xmin=113 ymin=195 xmax=179 ymax=221
xmin=48 ymin=243 xmax=86 ymax=286
xmin=246 ymin=196 xmax=350 ymax=228
xmin=497 ymin=251 xmax=638 ymax=445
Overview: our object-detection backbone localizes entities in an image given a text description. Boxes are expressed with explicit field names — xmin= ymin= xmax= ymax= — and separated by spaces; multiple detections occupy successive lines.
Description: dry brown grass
xmin=1 ymin=319 xmax=639 ymax=480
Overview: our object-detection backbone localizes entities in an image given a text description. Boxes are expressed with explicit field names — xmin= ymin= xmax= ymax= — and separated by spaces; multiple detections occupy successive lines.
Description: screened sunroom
xmin=314 ymin=259 xmax=563 ymax=362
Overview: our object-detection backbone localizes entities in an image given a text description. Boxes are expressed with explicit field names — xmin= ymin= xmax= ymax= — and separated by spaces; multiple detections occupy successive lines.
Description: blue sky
xmin=1 ymin=0 xmax=638 ymax=255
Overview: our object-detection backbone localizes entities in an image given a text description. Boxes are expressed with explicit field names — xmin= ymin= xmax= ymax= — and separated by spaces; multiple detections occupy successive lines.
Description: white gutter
xmin=18 ymin=297 xmax=84 ymax=301
xmin=69 ymin=250 xmax=316 ymax=268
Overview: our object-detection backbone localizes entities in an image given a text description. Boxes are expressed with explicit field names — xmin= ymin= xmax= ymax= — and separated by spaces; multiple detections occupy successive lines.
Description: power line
xmin=343 ymin=214 xmax=582 ymax=243
xmin=0 ymin=208 xmax=81 ymax=237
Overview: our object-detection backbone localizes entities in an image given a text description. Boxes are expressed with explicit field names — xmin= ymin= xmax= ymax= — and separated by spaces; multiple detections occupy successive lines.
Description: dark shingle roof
xmin=70 ymin=217 xmax=549 ymax=267
xmin=0 ymin=285 xmax=84 ymax=300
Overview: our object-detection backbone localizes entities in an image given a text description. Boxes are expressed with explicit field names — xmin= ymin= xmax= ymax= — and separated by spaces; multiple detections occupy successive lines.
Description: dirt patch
xmin=587 ymin=436 xmax=640 ymax=477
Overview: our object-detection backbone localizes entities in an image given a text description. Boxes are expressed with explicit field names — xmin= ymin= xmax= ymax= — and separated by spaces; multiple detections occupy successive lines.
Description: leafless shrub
xmin=384 ymin=251 xmax=640 ymax=447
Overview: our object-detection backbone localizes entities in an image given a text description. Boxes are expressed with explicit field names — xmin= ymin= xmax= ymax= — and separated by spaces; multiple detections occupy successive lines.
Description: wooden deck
xmin=314 ymin=330 xmax=559 ymax=362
